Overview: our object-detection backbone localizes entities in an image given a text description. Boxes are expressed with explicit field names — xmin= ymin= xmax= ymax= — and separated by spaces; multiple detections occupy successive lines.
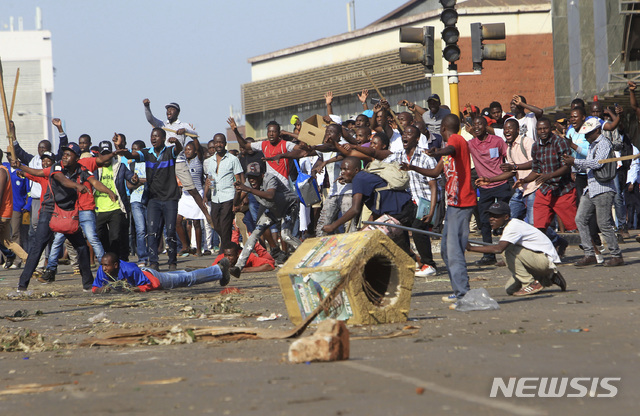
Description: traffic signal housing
xmin=470 ymin=22 xmax=506 ymax=71
xmin=399 ymin=26 xmax=435 ymax=73
xmin=440 ymin=0 xmax=460 ymax=63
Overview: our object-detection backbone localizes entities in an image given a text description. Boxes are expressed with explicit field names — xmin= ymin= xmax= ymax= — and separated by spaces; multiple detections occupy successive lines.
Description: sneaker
xmin=168 ymin=264 xmax=177 ymax=271
xmin=3 ymin=255 xmax=16 ymax=269
xmin=218 ymin=258 xmax=231 ymax=287
xmin=137 ymin=262 xmax=147 ymax=268
xmin=148 ymin=262 xmax=160 ymax=271
xmin=203 ymin=250 xmax=212 ymax=256
xmin=551 ymin=270 xmax=567 ymax=291
xmin=575 ymin=256 xmax=597 ymax=266
xmin=442 ymin=294 xmax=457 ymax=303
xmin=513 ymin=280 xmax=544 ymax=296
xmin=554 ymin=238 xmax=569 ymax=258
xmin=179 ymin=249 xmax=191 ymax=257
xmin=32 ymin=269 xmax=43 ymax=279
xmin=9 ymin=261 xmax=21 ymax=269
xmin=475 ymin=256 xmax=496 ymax=266
xmin=37 ymin=269 xmax=56 ymax=284
xmin=619 ymin=227 xmax=631 ymax=239
xmin=595 ymin=253 xmax=604 ymax=264
xmin=230 ymin=266 xmax=241 ymax=279
xmin=72 ymin=268 xmax=81 ymax=275
xmin=603 ymin=257 xmax=624 ymax=267
xmin=415 ymin=264 xmax=437 ymax=277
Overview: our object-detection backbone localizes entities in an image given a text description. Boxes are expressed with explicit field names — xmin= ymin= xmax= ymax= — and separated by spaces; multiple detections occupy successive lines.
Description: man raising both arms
xmin=143 ymin=99 xmax=213 ymax=228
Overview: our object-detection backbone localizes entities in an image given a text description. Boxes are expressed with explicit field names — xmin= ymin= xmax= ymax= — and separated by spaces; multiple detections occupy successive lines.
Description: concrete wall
xmin=0 ymin=30 xmax=55 ymax=154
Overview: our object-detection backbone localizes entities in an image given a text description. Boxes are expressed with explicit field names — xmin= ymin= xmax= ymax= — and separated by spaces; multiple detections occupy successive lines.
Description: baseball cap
xmin=486 ymin=201 xmax=511 ymax=216
xmin=40 ymin=151 xmax=55 ymax=161
xmin=99 ymin=140 xmax=113 ymax=154
xmin=427 ymin=94 xmax=441 ymax=103
xmin=578 ymin=117 xmax=601 ymax=135
xmin=61 ymin=142 xmax=81 ymax=156
xmin=246 ymin=162 xmax=262 ymax=177
xmin=165 ymin=102 xmax=180 ymax=111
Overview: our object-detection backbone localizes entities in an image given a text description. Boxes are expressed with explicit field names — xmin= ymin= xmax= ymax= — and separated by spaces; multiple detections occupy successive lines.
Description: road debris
xmin=256 ymin=313 xmax=282 ymax=321
xmin=288 ymin=319 xmax=349 ymax=363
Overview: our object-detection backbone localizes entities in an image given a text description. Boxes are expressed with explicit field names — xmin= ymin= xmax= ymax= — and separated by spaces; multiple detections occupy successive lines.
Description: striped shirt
xmin=387 ymin=146 xmax=439 ymax=204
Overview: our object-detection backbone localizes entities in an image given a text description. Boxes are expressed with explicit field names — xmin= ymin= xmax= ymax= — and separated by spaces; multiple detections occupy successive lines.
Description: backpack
xmin=364 ymin=160 xmax=410 ymax=211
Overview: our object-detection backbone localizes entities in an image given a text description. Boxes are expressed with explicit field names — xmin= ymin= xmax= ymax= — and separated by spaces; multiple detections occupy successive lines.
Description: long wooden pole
xmin=363 ymin=69 xmax=404 ymax=134
xmin=9 ymin=68 xmax=19 ymax=119
xmin=0 ymin=59 xmax=16 ymax=160
xmin=598 ymin=153 xmax=640 ymax=164
xmin=161 ymin=126 xmax=198 ymax=138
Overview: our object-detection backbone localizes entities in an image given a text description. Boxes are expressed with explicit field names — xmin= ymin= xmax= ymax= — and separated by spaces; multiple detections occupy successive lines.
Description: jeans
xmin=19 ymin=210 xmax=93 ymax=290
xmin=144 ymin=265 xmax=222 ymax=289
xmin=236 ymin=203 xmax=301 ymax=270
xmin=613 ymin=171 xmax=627 ymax=229
xmin=29 ymin=198 xmax=47 ymax=270
xmin=510 ymin=189 xmax=560 ymax=245
xmin=441 ymin=206 xmax=473 ymax=298
xmin=147 ymin=199 xmax=178 ymax=265
xmin=576 ymin=191 xmax=621 ymax=258
xmin=48 ymin=210 xmax=105 ymax=270
xmin=315 ymin=194 xmax=353 ymax=236
xmin=478 ymin=183 xmax=512 ymax=259
xmin=131 ymin=202 xmax=149 ymax=263
xmin=245 ymin=194 xmax=259 ymax=233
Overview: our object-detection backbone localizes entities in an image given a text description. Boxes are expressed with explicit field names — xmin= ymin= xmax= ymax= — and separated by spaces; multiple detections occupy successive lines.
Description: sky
xmin=1 ymin=0 xmax=407 ymax=147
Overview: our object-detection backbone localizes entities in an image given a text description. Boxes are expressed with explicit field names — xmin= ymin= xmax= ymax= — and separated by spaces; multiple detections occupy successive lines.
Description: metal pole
xmin=362 ymin=221 xmax=491 ymax=246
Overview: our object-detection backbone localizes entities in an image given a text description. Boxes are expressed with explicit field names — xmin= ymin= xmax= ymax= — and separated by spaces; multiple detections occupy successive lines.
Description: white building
xmin=0 ymin=23 xmax=54 ymax=155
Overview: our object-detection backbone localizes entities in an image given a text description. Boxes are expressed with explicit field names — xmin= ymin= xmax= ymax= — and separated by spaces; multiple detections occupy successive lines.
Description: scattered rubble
xmin=288 ymin=319 xmax=350 ymax=364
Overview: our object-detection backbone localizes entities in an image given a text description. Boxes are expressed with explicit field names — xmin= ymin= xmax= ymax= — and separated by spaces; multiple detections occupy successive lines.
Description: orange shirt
xmin=0 ymin=165 xmax=13 ymax=219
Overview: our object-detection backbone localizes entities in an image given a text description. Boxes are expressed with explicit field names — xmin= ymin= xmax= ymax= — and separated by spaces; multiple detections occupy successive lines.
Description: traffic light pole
xmin=448 ymin=64 xmax=459 ymax=126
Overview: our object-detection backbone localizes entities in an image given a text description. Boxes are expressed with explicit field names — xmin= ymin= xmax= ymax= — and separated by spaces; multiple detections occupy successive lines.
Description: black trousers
xmin=211 ymin=200 xmax=234 ymax=253
xmin=478 ymin=182 xmax=512 ymax=250
xmin=19 ymin=210 xmax=92 ymax=290
xmin=97 ymin=209 xmax=129 ymax=261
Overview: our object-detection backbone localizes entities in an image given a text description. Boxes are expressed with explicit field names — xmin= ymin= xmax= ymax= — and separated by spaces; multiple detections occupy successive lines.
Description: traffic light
xmin=399 ymin=26 xmax=435 ymax=73
xmin=470 ymin=22 xmax=507 ymax=71
xmin=440 ymin=0 xmax=460 ymax=63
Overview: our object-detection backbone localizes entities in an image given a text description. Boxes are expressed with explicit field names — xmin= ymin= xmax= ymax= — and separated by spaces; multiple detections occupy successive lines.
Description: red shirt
xmin=258 ymin=140 xmax=295 ymax=184
xmin=468 ymin=134 xmax=508 ymax=189
xmin=213 ymin=243 xmax=275 ymax=270
xmin=443 ymin=134 xmax=476 ymax=208
xmin=77 ymin=157 xmax=99 ymax=210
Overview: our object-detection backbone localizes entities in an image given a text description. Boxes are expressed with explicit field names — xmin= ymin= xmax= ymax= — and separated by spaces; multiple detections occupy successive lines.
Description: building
xmin=0 ymin=11 xmax=54 ymax=155
xmin=242 ymin=0 xmax=554 ymax=139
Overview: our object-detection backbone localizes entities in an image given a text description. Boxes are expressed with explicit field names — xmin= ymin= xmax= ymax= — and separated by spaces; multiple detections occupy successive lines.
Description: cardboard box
xmin=297 ymin=114 xmax=327 ymax=146
xmin=277 ymin=230 xmax=415 ymax=325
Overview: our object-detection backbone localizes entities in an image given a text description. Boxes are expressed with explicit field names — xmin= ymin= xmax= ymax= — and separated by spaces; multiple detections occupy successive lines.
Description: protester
xmin=424 ymin=114 xmax=477 ymax=302
xmin=0 ymin=149 xmax=28 ymax=269
xmin=15 ymin=143 xmax=95 ymax=292
xmin=233 ymin=162 xmax=301 ymax=271
xmin=92 ymin=252 xmax=231 ymax=293
xmin=116 ymin=128 xmax=183 ymax=271
xmin=562 ymin=118 xmax=624 ymax=267
xmin=203 ymin=134 xmax=244 ymax=253
xmin=212 ymin=241 xmax=275 ymax=273
xmin=176 ymin=141 xmax=207 ymax=257
xmin=127 ymin=140 xmax=149 ymax=267
xmin=466 ymin=201 xmax=566 ymax=299
xmin=143 ymin=99 xmax=214 ymax=227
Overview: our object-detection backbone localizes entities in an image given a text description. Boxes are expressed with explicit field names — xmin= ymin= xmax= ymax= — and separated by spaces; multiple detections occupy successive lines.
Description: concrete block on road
xmin=288 ymin=319 xmax=349 ymax=363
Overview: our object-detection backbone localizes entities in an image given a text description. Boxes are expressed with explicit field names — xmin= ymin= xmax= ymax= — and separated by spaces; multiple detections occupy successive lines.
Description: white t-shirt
xmin=389 ymin=129 xmax=428 ymax=153
xmin=516 ymin=112 xmax=538 ymax=141
xmin=500 ymin=218 xmax=561 ymax=263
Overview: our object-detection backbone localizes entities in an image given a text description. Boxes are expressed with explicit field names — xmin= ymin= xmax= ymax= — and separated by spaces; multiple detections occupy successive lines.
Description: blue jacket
xmin=93 ymin=260 xmax=153 ymax=289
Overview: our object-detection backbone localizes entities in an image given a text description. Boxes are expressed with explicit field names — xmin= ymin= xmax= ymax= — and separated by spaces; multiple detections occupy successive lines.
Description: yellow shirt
xmin=95 ymin=165 xmax=120 ymax=212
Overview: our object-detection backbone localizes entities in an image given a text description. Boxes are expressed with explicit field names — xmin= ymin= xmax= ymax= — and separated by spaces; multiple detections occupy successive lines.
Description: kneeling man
xmin=466 ymin=201 xmax=566 ymax=296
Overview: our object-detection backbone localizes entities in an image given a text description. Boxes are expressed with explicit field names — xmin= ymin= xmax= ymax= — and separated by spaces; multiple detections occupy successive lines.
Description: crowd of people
xmin=2 ymin=83 xmax=640 ymax=301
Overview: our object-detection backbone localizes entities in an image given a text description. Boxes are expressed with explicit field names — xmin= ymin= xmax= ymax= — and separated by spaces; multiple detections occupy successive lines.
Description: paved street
xmin=0 ymin=239 xmax=638 ymax=416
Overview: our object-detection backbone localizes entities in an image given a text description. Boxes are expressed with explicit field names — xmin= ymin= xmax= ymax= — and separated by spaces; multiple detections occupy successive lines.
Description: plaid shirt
xmin=531 ymin=134 xmax=575 ymax=196
xmin=573 ymin=135 xmax=616 ymax=197
xmin=387 ymin=146 xmax=439 ymax=204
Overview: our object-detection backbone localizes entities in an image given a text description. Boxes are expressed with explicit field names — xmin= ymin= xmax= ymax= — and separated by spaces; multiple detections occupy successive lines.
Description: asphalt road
xmin=0 ymin=238 xmax=638 ymax=416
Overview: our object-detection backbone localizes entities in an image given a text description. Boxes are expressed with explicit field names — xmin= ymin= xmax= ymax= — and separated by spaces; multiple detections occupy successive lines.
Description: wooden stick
xmin=598 ymin=153 xmax=640 ymax=164
xmin=0 ymin=59 xmax=16 ymax=160
xmin=162 ymin=126 xmax=198 ymax=138
xmin=362 ymin=69 xmax=404 ymax=134
xmin=9 ymin=68 xmax=19 ymax=119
